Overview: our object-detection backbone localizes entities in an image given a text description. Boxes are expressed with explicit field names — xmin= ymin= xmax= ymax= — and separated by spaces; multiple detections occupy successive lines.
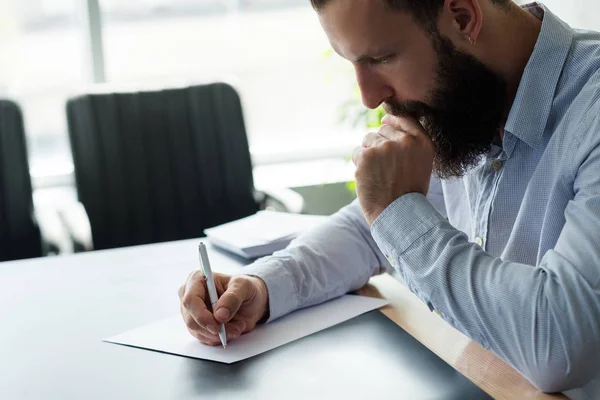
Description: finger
xmin=225 ymin=319 xmax=247 ymax=336
xmin=218 ymin=320 xmax=248 ymax=342
xmin=189 ymin=328 xmax=221 ymax=346
xmin=180 ymin=274 xmax=212 ymax=334
xmin=183 ymin=300 xmax=244 ymax=339
xmin=213 ymin=278 xmax=252 ymax=323
xmin=382 ymin=115 xmax=424 ymax=136
xmin=213 ymin=272 xmax=230 ymax=297
xmin=352 ymin=146 xmax=363 ymax=166
xmin=179 ymin=269 xmax=198 ymax=300
xmin=361 ymin=132 xmax=386 ymax=148
xmin=181 ymin=304 xmax=220 ymax=339
xmin=381 ymin=113 xmax=394 ymax=126
xmin=377 ymin=124 xmax=407 ymax=141
xmin=181 ymin=272 xmax=220 ymax=333
xmin=185 ymin=306 xmax=245 ymax=343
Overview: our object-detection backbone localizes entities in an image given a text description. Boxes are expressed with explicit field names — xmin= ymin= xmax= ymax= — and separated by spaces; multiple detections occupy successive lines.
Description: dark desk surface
xmin=0 ymin=239 xmax=559 ymax=399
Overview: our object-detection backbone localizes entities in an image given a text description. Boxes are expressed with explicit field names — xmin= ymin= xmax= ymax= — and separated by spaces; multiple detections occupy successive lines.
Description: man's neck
xmin=479 ymin=3 xmax=543 ymax=127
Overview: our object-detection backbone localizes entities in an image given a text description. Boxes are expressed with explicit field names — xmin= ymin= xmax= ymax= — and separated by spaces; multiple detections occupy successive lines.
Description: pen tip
xmin=223 ymin=345 xmax=227 ymax=349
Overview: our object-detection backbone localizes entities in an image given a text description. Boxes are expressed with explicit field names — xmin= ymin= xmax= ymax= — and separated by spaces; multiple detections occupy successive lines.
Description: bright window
xmin=0 ymin=0 xmax=88 ymax=179
xmin=99 ymin=0 xmax=355 ymax=153
xmin=1 ymin=0 xmax=358 ymax=187
xmin=2 ymin=0 xmax=600 ymax=188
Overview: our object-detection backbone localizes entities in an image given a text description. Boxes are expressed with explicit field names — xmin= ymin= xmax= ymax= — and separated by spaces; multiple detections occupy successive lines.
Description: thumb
xmin=213 ymin=278 xmax=251 ymax=323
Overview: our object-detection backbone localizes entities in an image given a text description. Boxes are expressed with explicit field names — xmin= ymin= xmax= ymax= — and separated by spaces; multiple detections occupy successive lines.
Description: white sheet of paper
xmin=104 ymin=295 xmax=388 ymax=364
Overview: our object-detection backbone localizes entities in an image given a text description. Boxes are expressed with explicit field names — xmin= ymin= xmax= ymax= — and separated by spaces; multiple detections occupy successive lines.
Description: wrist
xmin=252 ymin=276 xmax=270 ymax=323
xmin=365 ymin=204 xmax=391 ymax=226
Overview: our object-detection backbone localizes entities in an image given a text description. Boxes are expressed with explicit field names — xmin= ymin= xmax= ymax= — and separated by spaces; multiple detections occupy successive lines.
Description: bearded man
xmin=178 ymin=1 xmax=600 ymax=397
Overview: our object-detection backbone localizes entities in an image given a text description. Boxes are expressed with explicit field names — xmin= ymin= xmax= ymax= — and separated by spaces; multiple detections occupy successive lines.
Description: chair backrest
xmin=66 ymin=83 xmax=259 ymax=250
xmin=0 ymin=100 xmax=42 ymax=261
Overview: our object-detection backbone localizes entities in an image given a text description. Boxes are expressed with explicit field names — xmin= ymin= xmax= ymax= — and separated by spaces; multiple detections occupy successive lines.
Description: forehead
xmin=317 ymin=0 xmax=421 ymax=60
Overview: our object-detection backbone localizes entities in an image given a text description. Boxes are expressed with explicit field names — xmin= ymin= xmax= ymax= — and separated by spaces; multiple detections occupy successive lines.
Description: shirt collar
xmin=504 ymin=3 xmax=574 ymax=150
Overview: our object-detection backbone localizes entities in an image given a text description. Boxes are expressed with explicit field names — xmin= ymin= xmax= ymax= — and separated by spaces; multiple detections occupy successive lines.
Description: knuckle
xmin=361 ymin=132 xmax=376 ymax=146
xmin=236 ymin=320 xmax=248 ymax=333
xmin=228 ymin=276 xmax=251 ymax=295
xmin=194 ymin=331 xmax=211 ymax=342
xmin=190 ymin=269 xmax=204 ymax=282
xmin=185 ymin=270 xmax=198 ymax=284
xmin=196 ymin=335 xmax=219 ymax=346
xmin=226 ymin=291 xmax=243 ymax=306
xmin=361 ymin=147 xmax=376 ymax=161
xmin=190 ymin=330 xmax=200 ymax=339
xmin=227 ymin=326 xmax=240 ymax=337
xmin=199 ymin=313 xmax=216 ymax=326
xmin=197 ymin=337 xmax=211 ymax=345
xmin=184 ymin=313 xmax=197 ymax=329
xmin=181 ymin=294 xmax=195 ymax=310
xmin=381 ymin=140 xmax=396 ymax=152
xmin=199 ymin=337 xmax=215 ymax=346
xmin=237 ymin=276 xmax=253 ymax=291
xmin=378 ymin=124 xmax=393 ymax=135
xmin=229 ymin=275 xmax=245 ymax=285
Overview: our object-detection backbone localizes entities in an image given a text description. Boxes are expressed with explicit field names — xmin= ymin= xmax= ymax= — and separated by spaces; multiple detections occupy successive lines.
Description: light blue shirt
xmin=245 ymin=3 xmax=600 ymax=398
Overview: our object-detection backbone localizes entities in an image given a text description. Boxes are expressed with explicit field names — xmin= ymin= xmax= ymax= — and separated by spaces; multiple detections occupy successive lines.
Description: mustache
xmin=383 ymin=100 xmax=435 ymax=132
xmin=383 ymin=100 xmax=432 ymax=120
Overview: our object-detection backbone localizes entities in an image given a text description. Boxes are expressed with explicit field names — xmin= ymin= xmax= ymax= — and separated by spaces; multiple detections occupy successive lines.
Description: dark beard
xmin=384 ymin=34 xmax=507 ymax=179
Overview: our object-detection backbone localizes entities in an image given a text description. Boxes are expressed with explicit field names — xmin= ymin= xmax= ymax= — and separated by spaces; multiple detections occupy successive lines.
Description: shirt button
xmin=475 ymin=237 xmax=484 ymax=247
xmin=492 ymin=160 xmax=504 ymax=172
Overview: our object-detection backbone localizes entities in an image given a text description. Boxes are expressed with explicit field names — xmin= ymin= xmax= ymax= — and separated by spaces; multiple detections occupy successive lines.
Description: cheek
xmin=387 ymin=67 xmax=431 ymax=102
xmin=385 ymin=48 xmax=438 ymax=103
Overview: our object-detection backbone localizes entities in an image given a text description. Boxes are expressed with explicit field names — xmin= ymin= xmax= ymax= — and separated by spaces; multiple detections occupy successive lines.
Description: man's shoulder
xmin=561 ymin=69 xmax=600 ymax=169
xmin=546 ymin=47 xmax=600 ymax=173
xmin=561 ymin=28 xmax=600 ymax=97
xmin=555 ymin=36 xmax=600 ymax=143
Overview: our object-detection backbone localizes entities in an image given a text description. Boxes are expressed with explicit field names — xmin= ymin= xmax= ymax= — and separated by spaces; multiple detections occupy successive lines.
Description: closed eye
xmin=373 ymin=54 xmax=395 ymax=64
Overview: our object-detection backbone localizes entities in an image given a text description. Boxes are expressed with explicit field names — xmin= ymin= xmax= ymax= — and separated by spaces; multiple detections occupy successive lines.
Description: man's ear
xmin=445 ymin=0 xmax=483 ymax=45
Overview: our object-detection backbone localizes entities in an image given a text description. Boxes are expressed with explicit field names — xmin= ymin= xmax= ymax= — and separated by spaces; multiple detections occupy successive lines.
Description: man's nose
xmin=355 ymin=66 xmax=394 ymax=109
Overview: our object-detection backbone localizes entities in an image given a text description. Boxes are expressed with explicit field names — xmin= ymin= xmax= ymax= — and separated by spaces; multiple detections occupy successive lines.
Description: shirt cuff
xmin=371 ymin=193 xmax=447 ymax=261
xmin=242 ymin=258 xmax=298 ymax=323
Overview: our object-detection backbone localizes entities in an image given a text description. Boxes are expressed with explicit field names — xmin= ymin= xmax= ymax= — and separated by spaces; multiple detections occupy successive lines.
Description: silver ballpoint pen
xmin=198 ymin=242 xmax=227 ymax=348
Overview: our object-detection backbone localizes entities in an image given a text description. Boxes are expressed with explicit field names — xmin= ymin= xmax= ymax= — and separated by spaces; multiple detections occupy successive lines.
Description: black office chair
xmin=0 ymin=100 xmax=43 ymax=261
xmin=66 ymin=82 xmax=302 ymax=251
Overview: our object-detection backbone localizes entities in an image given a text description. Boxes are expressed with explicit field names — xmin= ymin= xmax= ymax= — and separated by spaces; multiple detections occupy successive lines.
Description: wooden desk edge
xmin=359 ymin=274 xmax=568 ymax=400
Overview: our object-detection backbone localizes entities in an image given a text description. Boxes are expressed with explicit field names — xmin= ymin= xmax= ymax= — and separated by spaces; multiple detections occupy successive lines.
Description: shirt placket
xmin=471 ymin=145 xmax=506 ymax=250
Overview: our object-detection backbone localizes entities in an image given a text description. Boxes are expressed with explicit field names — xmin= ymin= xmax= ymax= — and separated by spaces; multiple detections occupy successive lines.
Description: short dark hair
xmin=310 ymin=0 xmax=511 ymax=33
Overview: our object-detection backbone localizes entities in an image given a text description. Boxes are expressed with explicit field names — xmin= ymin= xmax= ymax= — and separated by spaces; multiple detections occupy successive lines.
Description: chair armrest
xmin=58 ymin=202 xmax=94 ymax=252
xmin=255 ymin=186 xmax=305 ymax=214
xmin=35 ymin=206 xmax=73 ymax=255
